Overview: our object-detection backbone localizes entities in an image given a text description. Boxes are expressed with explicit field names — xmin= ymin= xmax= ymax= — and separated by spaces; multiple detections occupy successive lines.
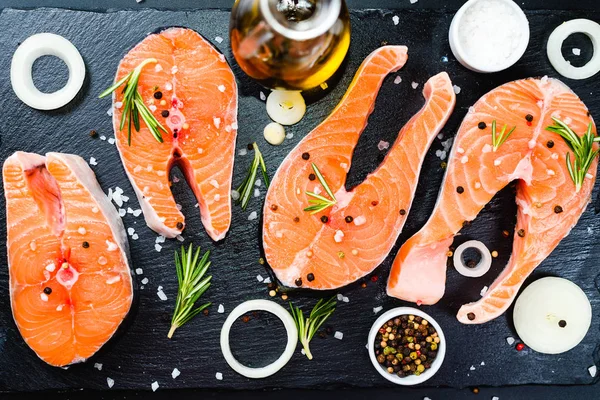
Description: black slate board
xmin=0 ymin=7 xmax=599 ymax=393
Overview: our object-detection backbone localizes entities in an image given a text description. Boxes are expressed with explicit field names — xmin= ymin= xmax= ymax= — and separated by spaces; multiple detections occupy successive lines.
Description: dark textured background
xmin=0 ymin=1 xmax=599 ymax=399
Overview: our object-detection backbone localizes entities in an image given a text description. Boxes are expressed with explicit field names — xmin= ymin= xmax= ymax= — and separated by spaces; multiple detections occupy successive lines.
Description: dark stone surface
xmin=0 ymin=4 xmax=599 ymax=396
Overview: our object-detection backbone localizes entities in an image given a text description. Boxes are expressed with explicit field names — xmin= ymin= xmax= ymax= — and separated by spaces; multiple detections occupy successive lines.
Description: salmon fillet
xmin=263 ymin=46 xmax=456 ymax=289
xmin=112 ymin=27 xmax=238 ymax=240
xmin=387 ymin=77 xmax=596 ymax=324
xmin=3 ymin=151 xmax=133 ymax=367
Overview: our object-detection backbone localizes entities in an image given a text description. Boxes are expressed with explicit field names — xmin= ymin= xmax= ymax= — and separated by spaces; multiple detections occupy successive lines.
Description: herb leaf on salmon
xmin=303 ymin=163 xmax=337 ymax=214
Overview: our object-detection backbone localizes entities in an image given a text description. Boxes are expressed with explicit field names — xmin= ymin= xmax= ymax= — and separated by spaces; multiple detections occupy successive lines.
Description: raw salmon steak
xmin=263 ymin=46 xmax=456 ymax=289
xmin=3 ymin=151 xmax=133 ymax=367
xmin=387 ymin=77 xmax=596 ymax=324
xmin=112 ymin=27 xmax=237 ymax=240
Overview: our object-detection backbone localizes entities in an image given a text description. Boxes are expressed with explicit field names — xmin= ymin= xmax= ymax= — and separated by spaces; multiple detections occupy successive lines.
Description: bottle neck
xmin=260 ymin=0 xmax=342 ymax=41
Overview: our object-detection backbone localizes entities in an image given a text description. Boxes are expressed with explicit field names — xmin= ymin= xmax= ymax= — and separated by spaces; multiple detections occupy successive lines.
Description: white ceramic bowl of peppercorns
xmin=368 ymin=307 xmax=446 ymax=385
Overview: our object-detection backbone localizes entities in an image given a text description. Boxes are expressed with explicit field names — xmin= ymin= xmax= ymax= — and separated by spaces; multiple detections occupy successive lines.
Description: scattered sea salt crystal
xmin=107 ymin=377 xmax=114 ymax=388
xmin=547 ymin=169 xmax=555 ymax=176
xmin=231 ymin=190 xmax=240 ymax=200
xmin=218 ymin=304 xmax=225 ymax=313
xmin=301 ymin=348 xmax=306 ymax=355
xmin=453 ymin=85 xmax=461 ymax=94
xmin=171 ymin=66 xmax=178 ymax=74
xmin=156 ymin=235 xmax=166 ymax=243
xmin=30 ymin=240 xmax=37 ymax=251
xmin=506 ymin=337 xmax=515 ymax=345
xmin=106 ymin=275 xmax=121 ymax=284
xmin=107 ymin=108 xmax=113 ymax=117
xmin=213 ymin=117 xmax=221 ymax=129
xmin=136 ymin=268 xmax=143 ymax=275
xmin=155 ymin=244 xmax=163 ymax=252
xmin=100 ymin=135 xmax=107 ymax=141
xmin=494 ymin=159 xmax=501 ymax=166
xmin=154 ymin=64 xmax=163 ymax=72
xmin=141 ymin=278 xmax=149 ymax=285
xmin=56 ymin=304 xmax=64 ymax=311
xmin=172 ymin=368 xmax=181 ymax=379
xmin=392 ymin=15 xmax=399 ymax=25
xmin=238 ymin=148 xmax=247 ymax=156
xmin=460 ymin=155 xmax=469 ymax=164
xmin=132 ymin=233 xmax=139 ymax=240
xmin=248 ymin=211 xmax=258 ymax=221
xmin=342 ymin=296 xmax=349 ymax=303
xmin=551 ymin=153 xmax=559 ymax=160
xmin=165 ymin=82 xmax=173 ymax=91
xmin=128 ymin=227 xmax=135 ymax=236
xmin=373 ymin=306 xmax=383 ymax=314
xmin=92 ymin=206 xmax=99 ymax=213
xmin=541 ymin=75 xmax=549 ymax=84
xmin=394 ymin=76 xmax=402 ymax=84
xmin=286 ymin=132 xmax=294 ymax=139
xmin=457 ymin=147 xmax=465 ymax=154
xmin=215 ymin=372 xmax=223 ymax=380
xmin=218 ymin=85 xmax=226 ymax=92
xmin=354 ymin=216 xmax=367 ymax=226
xmin=263 ymin=277 xmax=272 ymax=284
xmin=210 ymin=179 xmax=219 ymax=189
xmin=528 ymin=139 xmax=536 ymax=149
xmin=108 ymin=138 xmax=115 ymax=145
xmin=78 ymin=227 xmax=87 ymax=235
xmin=480 ymin=286 xmax=488 ymax=296
xmin=254 ymin=189 xmax=260 ymax=198
xmin=411 ymin=82 xmax=419 ymax=89
xmin=586 ymin=173 xmax=593 ymax=179
xmin=151 ymin=381 xmax=159 ymax=392
xmin=256 ymin=275 xmax=264 ymax=282
xmin=334 ymin=230 xmax=344 ymax=243
xmin=410 ymin=0 xmax=418 ymax=3
xmin=255 ymin=179 xmax=262 ymax=187
xmin=470 ymin=365 xmax=476 ymax=371
xmin=133 ymin=209 xmax=142 ymax=217
xmin=173 ymin=176 xmax=180 ymax=184
xmin=89 ymin=157 xmax=97 ymax=166
xmin=176 ymin=235 xmax=185 ymax=242
xmin=106 ymin=240 xmax=118 ymax=251
xmin=377 ymin=140 xmax=390 ymax=151
xmin=157 ymin=287 xmax=167 ymax=301
xmin=119 ymin=209 xmax=126 ymax=217
xmin=337 ymin=294 xmax=343 ymax=301
xmin=94 ymin=363 xmax=103 ymax=371
xmin=215 ymin=36 xmax=224 ymax=43
xmin=572 ymin=48 xmax=581 ymax=56
xmin=40 ymin=293 xmax=49 ymax=302
xmin=481 ymin=361 xmax=485 ymax=366
xmin=492 ymin=397 xmax=499 ymax=400
xmin=441 ymin=56 xmax=448 ymax=62
xmin=334 ymin=331 xmax=344 ymax=340
xmin=260 ymin=91 xmax=266 ymax=101
xmin=589 ymin=365 xmax=597 ymax=377
xmin=482 ymin=144 xmax=492 ymax=153
xmin=46 ymin=263 xmax=56 ymax=272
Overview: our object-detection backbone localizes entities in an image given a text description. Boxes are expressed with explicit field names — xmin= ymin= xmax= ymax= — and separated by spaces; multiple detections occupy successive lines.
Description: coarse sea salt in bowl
xmin=449 ymin=0 xmax=530 ymax=73
xmin=368 ymin=307 xmax=446 ymax=386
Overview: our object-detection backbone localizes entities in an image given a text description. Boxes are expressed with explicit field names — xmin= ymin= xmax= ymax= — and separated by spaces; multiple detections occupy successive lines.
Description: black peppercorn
xmin=43 ymin=287 xmax=52 ymax=295
xmin=467 ymin=312 xmax=476 ymax=321
xmin=247 ymin=143 xmax=254 ymax=150
xmin=82 ymin=241 xmax=89 ymax=248
xmin=295 ymin=278 xmax=303 ymax=287
xmin=371 ymin=200 xmax=379 ymax=206
xmin=456 ymin=186 xmax=464 ymax=194
xmin=558 ymin=320 xmax=567 ymax=328
xmin=308 ymin=173 xmax=316 ymax=181
xmin=270 ymin=204 xmax=278 ymax=211
xmin=320 ymin=215 xmax=328 ymax=223
xmin=517 ymin=229 xmax=525 ymax=237
xmin=161 ymin=110 xmax=170 ymax=118
xmin=154 ymin=91 xmax=163 ymax=99
xmin=89 ymin=130 xmax=98 ymax=138
xmin=176 ymin=222 xmax=184 ymax=229
xmin=345 ymin=216 xmax=353 ymax=223
xmin=525 ymin=114 xmax=533 ymax=122
xmin=478 ymin=122 xmax=486 ymax=130
xmin=554 ymin=205 xmax=563 ymax=214
xmin=547 ymin=140 xmax=554 ymax=148
xmin=399 ymin=209 xmax=406 ymax=216
xmin=293 ymin=217 xmax=300 ymax=223
xmin=307 ymin=273 xmax=315 ymax=282
xmin=301 ymin=152 xmax=310 ymax=160
xmin=173 ymin=130 xmax=178 ymax=138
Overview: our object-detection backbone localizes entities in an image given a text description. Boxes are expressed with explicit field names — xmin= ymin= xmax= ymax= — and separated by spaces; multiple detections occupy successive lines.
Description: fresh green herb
xmin=491 ymin=119 xmax=516 ymax=151
xmin=546 ymin=117 xmax=599 ymax=192
xmin=168 ymin=244 xmax=212 ymax=339
xmin=236 ymin=143 xmax=269 ymax=210
xmin=289 ymin=297 xmax=337 ymax=360
xmin=303 ymin=163 xmax=337 ymax=214
xmin=99 ymin=58 xmax=167 ymax=146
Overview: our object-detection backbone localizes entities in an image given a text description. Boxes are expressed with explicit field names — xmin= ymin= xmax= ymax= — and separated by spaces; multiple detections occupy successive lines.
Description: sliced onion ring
xmin=547 ymin=19 xmax=600 ymax=80
xmin=453 ymin=240 xmax=492 ymax=278
xmin=10 ymin=33 xmax=86 ymax=110
xmin=220 ymin=299 xmax=298 ymax=378
xmin=266 ymin=90 xmax=306 ymax=125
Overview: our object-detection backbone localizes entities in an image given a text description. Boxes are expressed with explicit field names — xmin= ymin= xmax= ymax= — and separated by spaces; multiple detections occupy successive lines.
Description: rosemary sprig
xmin=236 ymin=143 xmax=269 ymax=210
xmin=545 ymin=117 xmax=600 ymax=192
xmin=99 ymin=58 xmax=167 ymax=146
xmin=289 ymin=297 xmax=337 ymax=360
xmin=491 ymin=119 xmax=516 ymax=151
xmin=303 ymin=163 xmax=337 ymax=214
xmin=168 ymin=244 xmax=212 ymax=339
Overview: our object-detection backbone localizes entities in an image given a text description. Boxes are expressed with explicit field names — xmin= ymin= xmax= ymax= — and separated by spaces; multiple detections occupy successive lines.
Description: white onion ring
xmin=220 ymin=299 xmax=298 ymax=378
xmin=266 ymin=90 xmax=306 ymax=125
xmin=453 ymin=240 xmax=492 ymax=278
xmin=10 ymin=33 xmax=85 ymax=110
xmin=547 ymin=19 xmax=600 ymax=80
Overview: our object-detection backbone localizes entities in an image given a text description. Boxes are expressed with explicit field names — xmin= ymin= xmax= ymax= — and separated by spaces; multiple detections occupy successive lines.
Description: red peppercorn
xmin=416 ymin=350 xmax=421 ymax=356
xmin=371 ymin=275 xmax=378 ymax=282
xmin=516 ymin=343 xmax=525 ymax=351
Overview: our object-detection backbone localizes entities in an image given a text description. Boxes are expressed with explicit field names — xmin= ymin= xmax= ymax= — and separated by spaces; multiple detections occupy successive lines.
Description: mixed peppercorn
xmin=374 ymin=314 xmax=440 ymax=378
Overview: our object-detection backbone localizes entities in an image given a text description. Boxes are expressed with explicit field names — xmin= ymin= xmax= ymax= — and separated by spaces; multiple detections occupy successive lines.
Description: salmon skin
xmin=263 ymin=46 xmax=456 ymax=289
xmin=112 ymin=27 xmax=238 ymax=241
xmin=387 ymin=77 xmax=596 ymax=324
xmin=3 ymin=152 xmax=133 ymax=367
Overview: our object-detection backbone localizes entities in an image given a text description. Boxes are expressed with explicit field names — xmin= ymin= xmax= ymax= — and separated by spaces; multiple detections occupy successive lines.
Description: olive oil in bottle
xmin=230 ymin=0 xmax=351 ymax=90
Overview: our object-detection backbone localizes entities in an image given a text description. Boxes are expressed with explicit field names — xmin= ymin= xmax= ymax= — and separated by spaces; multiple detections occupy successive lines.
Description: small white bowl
xmin=368 ymin=307 xmax=446 ymax=386
xmin=449 ymin=0 xmax=530 ymax=73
